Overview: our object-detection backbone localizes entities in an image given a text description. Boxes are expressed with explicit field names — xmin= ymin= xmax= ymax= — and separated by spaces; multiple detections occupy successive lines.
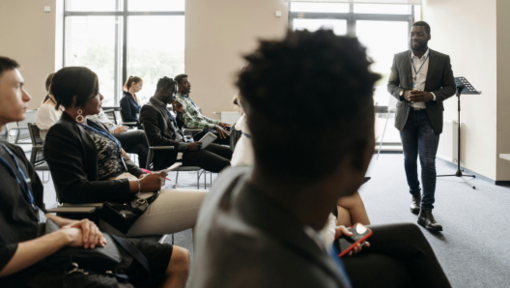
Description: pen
xmin=140 ymin=168 xmax=171 ymax=181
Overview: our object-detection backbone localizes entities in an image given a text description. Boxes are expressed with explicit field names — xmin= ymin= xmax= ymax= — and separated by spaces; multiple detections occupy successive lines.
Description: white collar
xmin=411 ymin=48 xmax=430 ymax=60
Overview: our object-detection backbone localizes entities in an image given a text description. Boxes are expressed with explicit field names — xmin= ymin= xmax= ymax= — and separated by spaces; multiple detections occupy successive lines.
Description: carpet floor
xmin=40 ymin=153 xmax=510 ymax=287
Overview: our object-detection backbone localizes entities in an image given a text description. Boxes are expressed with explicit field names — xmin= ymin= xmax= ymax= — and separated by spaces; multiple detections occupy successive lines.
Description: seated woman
xmin=88 ymin=101 xmax=149 ymax=168
xmin=44 ymin=67 xmax=207 ymax=237
xmin=120 ymin=76 xmax=143 ymax=129
xmin=35 ymin=72 xmax=61 ymax=142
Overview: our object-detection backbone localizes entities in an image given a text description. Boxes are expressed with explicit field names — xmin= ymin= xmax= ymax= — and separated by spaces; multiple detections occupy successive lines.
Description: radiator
xmin=437 ymin=118 xmax=459 ymax=163
xmin=219 ymin=111 xmax=241 ymax=125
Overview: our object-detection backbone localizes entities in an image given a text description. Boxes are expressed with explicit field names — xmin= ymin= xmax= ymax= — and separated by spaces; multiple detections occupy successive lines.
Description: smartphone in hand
xmin=333 ymin=223 xmax=372 ymax=258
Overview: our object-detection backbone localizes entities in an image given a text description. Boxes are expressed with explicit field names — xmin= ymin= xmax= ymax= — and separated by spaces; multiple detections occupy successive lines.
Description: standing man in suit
xmin=388 ymin=21 xmax=456 ymax=231
xmin=191 ymin=30 xmax=452 ymax=288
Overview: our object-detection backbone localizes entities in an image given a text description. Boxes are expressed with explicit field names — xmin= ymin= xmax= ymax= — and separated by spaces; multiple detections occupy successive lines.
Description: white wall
xmin=496 ymin=0 xmax=510 ymax=181
xmin=185 ymin=0 xmax=289 ymax=118
xmin=423 ymin=0 xmax=499 ymax=180
xmin=0 ymin=0 xmax=57 ymax=110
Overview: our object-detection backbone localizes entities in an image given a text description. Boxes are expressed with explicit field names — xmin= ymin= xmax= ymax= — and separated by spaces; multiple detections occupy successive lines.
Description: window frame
xmin=63 ymin=0 xmax=185 ymax=105
xmin=288 ymin=3 xmax=416 ymax=147
xmin=288 ymin=3 xmax=415 ymax=37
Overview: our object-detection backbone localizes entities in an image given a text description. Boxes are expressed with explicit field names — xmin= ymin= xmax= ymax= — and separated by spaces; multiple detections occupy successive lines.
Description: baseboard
xmin=495 ymin=181 xmax=510 ymax=186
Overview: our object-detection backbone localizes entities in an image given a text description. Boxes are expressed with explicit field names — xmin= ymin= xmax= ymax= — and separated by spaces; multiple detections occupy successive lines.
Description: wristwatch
xmin=400 ymin=89 xmax=405 ymax=97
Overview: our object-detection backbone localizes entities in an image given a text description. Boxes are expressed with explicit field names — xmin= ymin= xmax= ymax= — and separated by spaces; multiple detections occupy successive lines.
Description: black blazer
xmin=120 ymin=91 xmax=141 ymax=124
xmin=140 ymin=97 xmax=185 ymax=170
xmin=44 ymin=112 xmax=143 ymax=204
xmin=387 ymin=49 xmax=456 ymax=134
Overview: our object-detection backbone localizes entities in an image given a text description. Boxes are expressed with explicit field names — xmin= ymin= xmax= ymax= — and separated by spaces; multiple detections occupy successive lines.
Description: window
xmin=64 ymin=0 xmax=185 ymax=106
xmin=289 ymin=2 xmax=420 ymax=147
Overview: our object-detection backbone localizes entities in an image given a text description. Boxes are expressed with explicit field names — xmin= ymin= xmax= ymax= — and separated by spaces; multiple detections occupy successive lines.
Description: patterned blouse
xmin=84 ymin=127 xmax=125 ymax=180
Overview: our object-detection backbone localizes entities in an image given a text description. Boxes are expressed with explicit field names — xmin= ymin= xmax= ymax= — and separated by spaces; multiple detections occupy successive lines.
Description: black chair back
xmin=104 ymin=109 xmax=118 ymax=125
xmin=15 ymin=109 xmax=37 ymax=143
xmin=141 ymin=123 xmax=154 ymax=169
xmin=27 ymin=123 xmax=47 ymax=168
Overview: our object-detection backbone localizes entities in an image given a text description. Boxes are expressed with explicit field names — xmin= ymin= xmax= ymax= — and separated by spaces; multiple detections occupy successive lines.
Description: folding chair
xmin=27 ymin=123 xmax=52 ymax=183
xmin=11 ymin=109 xmax=37 ymax=144
xmin=141 ymin=123 xmax=204 ymax=189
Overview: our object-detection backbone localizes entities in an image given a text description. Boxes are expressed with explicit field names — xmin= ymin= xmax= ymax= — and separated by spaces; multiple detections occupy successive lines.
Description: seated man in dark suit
xmin=140 ymin=77 xmax=232 ymax=173
xmin=190 ymin=30 xmax=451 ymax=288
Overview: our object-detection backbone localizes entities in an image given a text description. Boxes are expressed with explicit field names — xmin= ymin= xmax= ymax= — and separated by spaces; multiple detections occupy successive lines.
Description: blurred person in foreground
xmin=190 ymin=30 xmax=451 ymax=288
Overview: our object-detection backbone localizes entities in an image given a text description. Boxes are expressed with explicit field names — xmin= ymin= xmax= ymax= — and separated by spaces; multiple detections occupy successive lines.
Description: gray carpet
xmin=362 ymin=154 xmax=510 ymax=288
xmin=39 ymin=154 xmax=510 ymax=288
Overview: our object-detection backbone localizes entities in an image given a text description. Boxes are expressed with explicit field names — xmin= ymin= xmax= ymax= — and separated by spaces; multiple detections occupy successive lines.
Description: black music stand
xmin=437 ymin=77 xmax=481 ymax=189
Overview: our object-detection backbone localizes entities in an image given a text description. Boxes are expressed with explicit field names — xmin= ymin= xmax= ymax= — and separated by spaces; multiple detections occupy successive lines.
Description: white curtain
xmin=284 ymin=0 xmax=422 ymax=4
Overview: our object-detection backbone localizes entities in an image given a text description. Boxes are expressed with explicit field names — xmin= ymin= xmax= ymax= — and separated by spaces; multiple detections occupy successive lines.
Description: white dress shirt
xmin=410 ymin=48 xmax=436 ymax=108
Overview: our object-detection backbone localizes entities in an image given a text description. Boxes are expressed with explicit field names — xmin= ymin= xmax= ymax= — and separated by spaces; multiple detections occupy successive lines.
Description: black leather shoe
xmin=410 ymin=195 xmax=421 ymax=214
xmin=417 ymin=209 xmax=443 ymax=231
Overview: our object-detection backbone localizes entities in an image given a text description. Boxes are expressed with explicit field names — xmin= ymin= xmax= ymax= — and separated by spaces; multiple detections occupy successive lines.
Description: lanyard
xmin=0 ymin=145 xmax=37 ymax=210
xmin=165 ymin=109 xmax=179 ymax=128
xmin=411 ymin=51 xmax=430 ymax=81
xmin=181 ymin=94 xmax=197 ymax=108
xmin=188 ymin=98 xmax=197 ymax=108
xmin=48 ymin=96 xmax=64 ymax=112
xmin=79 ymin=121 xmax=122 ymax=156
xmin=79 ymin=121 xmax=128 ymax=171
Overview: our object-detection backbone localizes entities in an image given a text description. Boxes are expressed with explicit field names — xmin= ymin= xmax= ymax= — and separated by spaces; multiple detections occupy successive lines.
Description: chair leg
xmin=197 ymin=170 xmax=200 ymax=190
xmin=175 ymin=171 xmax=179 ymax=188
xmin=377 ymin=110 xmax=391 ymax=159
xmin=146 ymin=150 xmax=152 ymax=170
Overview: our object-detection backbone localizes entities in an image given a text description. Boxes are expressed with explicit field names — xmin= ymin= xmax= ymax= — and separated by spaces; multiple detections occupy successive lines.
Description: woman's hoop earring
xmin=76 ymin=109 xmax=85 ymax=123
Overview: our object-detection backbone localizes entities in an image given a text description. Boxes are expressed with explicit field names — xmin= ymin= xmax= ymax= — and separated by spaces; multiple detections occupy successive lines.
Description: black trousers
xmin=114 ymin=130 xmax=149 ymax=169
xmin=181 ymin=143 xmax=232 ymax=173
xmin=193 ymin=128 xmax=231 ymax=146
xmin=342 ymin=223 xmax=451 ymax=288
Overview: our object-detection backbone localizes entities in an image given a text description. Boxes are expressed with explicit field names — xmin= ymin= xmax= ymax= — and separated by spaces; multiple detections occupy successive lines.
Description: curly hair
xmin=412 ymin=21 xmax=431 ymax=35
xmin=155 ymin=76 xmax=177 ymax=94
xmin=237 ymin=29 xmax=380 ymax=182
xmin=174 ymin=74 xmax=188 ymax=85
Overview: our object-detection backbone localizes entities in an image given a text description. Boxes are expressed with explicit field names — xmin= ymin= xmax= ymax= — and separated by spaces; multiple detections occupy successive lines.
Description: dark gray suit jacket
xmin=387 ymin=49 xmax=456 ymax=134
xmin=190 ymin=167 xmax=350 ymax=288
xmin=140 ymin=97 xmax=186 ymax=170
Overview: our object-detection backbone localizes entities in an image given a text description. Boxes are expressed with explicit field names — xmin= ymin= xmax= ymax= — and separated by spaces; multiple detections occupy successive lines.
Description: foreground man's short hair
xmin=237 ymin=29 xmax=380 ymax=183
